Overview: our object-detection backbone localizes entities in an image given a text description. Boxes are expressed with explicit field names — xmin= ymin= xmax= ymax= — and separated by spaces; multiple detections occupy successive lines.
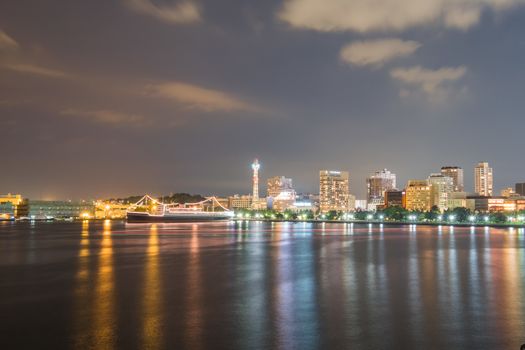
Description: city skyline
xmin=2 ymin=1 xmax=525 ymax=199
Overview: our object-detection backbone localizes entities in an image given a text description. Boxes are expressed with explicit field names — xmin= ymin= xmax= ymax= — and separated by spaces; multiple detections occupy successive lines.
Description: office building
xmin=319 ymin=170 xmax=349 ymax=213
xmin=474 ymin=162 xmax=493 ymax=196
xmin=267 ymin=176 xmax=296 ymax=211
xmin=29 ymin=200 xmax=94 ymax=219
xmin=428 ymin=173 xmax=454 ymax=212
xmin=0 ymin=193 xmax=29 ymax=218
xmin=500 ymin=187 xmax=516 ymax=198
xmin=366 ymin=169 xmax=396 ymax=207
xmin=228 ymin=195 xmax=252 ymax=210
xmin=405 ymin=180 xmax=432 ymax=211
xmin=516 ymin=183 xmax=525 ymax=196
xmin=385 ymin=190 xmax=405 ymax=208
xmin=440 ymin=166 xmax=464 ymax=192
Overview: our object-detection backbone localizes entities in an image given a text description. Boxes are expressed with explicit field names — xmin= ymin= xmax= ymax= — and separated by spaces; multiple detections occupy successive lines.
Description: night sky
xmin=1 ymin=0 xmax=525 ymax=200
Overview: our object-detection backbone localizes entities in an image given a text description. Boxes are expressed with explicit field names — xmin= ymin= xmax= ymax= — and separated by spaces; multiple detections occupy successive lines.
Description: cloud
xmin=148 ymin=82 xmax=260 ymax=112
xmin=340 ymin=38 xmax=420 ymax=67
xmin=61 ymin=109 xmax=148 ymax=126
xmin=390 ymin=65 xmax=467 ymax=101
xmin=278 ymin=0 xmax=525 ymax=32
xmin=3 ymin=63 xmax=69 ymax=78
xmin=0 ymin=30 xmax=19 ymax=51
xmin=125 ymin=0 xmax=200 ymax=24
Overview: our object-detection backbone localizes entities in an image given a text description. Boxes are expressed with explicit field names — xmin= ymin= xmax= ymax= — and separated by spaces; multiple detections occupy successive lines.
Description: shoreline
xmin=4 ymin=218 xmax=525 ymax=229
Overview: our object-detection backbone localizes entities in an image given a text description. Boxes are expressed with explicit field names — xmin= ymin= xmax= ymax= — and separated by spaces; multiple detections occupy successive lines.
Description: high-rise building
xmin=515 ymin=183 xmax=525 ymax=196
xmin=474 ymin=162 xmax=493 ymax=196
xmin=405 ymin=180 xmax=432 ymax=211
xmin=251 ymin=159 xmax=263 ymax=209
xmin=267 ymin=176 xmax=296 ymax=211
xmin=428 ymin=173 xmax=454 ymax=212
xmin=366 ymin=169 xmax=396 ymax=206
xmin=385 ymin=190 xmax=405 ymax=208
xmin=440 ymin=166 xmax=464 ymax=192
xmin=319 ymin=170 xmax=349 ymax=213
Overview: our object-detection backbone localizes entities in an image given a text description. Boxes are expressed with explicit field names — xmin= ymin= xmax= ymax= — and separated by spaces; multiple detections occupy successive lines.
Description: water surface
xmin=1 ymin=221 xmax=524 ymax=349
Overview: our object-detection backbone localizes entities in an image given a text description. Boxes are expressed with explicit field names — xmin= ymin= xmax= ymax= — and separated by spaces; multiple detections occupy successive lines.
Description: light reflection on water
xmin=1 ymin=221 xmax=525 ymax=349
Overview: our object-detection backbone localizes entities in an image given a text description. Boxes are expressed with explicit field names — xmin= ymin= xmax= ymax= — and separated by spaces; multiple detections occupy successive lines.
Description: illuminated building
xmin=428 ymin=173 xmax=454 ymax=212
xmin=500 ymin=187 xmax=516 ymax=198
xmin=447 ymin=192 xmax=475 ymax=211
xmin=94 ymin=202 xmax=131 ymax=219
xmin=28 ymin=200 xmax=94 ymax=219
xmin=267 ymin=176 xmax=296 ymax=211
xmin=405 ymin=180 xmax=432 ymax=211
xmin=366 ymin=169 xmax=396 ymax=208
xmin=440 ymin=166 xmax=464 ymax=192
xmin=228 ymin=195 xmax=252 ymax=210
xmin=515 ymin=183 xmax=525 ymax=196
xmin=385 ymin=190 xmax=405 ymax=207
xmin=474 ymin=162 xmax=493 ymax=196
xmin=0 ymin=193 xmax=29 ymax=218
xmin=354 ymin=199 xmax=367 ymax=211
xmin=319 ymin=170 xmax=349 ymax=213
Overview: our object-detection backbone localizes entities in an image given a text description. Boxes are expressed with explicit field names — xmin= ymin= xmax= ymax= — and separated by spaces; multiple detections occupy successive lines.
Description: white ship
xmin=126 ymin=195 xmax=234 ymax=222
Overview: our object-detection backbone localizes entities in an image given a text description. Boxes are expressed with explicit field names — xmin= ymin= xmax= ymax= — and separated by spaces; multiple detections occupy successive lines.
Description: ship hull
xmin=127 ymin=211 xmax=233 ymax=222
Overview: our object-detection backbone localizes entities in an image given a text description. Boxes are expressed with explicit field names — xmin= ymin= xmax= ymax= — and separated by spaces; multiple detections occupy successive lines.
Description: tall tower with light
xmin=251 ymin=158 xmax=260 ymax=208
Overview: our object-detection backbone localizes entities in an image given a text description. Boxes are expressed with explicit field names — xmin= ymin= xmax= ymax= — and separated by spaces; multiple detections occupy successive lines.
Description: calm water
xmin=1 ymin=221 xmax=525 ymax=350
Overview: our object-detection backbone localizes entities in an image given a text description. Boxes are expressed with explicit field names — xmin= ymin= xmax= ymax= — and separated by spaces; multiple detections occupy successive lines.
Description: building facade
xmin=319 ymin=170 xmax=349 ymax=213
xmin=428 ymin=173 xmax=454 ymax=212
xmin=267 ymin=176 xmax=296 ymax=211
xmin=0 ymin=194 xmax=29 ymax=218
xmin=228 ymin=195 xmax=252 ymax=210
xmin=515 ymin=183 xmax=525 ymax=196
xmin=474 ymin=162 xmax=493 ymax=196
xmin=440 ymin=166 xmax=464 ymax=192
xmin=384 ymin=190 xmax=405 ymax=208
xmin=28 ymin=200 xmax=94 ymax=219
xmin=405 ymin=180 xmax=432 ymax=212
xmin=366 ymin=169 xmax=396 ymax=207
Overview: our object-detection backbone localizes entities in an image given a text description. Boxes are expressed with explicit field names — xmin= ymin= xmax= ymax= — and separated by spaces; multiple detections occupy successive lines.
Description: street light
xmin=468 ymin=215 xmax=476 ymax=223
xmin=448 ymin=215 xmax=456 ymax=222
xmin=367 ymin=214 xmax=373 ymax=220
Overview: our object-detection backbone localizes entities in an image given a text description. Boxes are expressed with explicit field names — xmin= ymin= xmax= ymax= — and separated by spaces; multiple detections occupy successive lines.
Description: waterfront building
xmin=267 ymin=176 xmax=296 ymax=211
xmin=515 ymin=183 xmax=525 ymax=196
xmin=228 ymin=195 xmax=252 ymax=210
xmin=319 ymin=170 xmax=349 ymax=213
xmin=366 ymin=169 xmax=396 ymax=207
xmin=405 ymin=180 xmax=432 ymax=211
xmin=354 ymin=199 xmax=367 ymax=211
xmin=94 ymin=201 xmax=131 ymax=219
xmin=384 ymin=189 xmax=405 ymax=208
xmin=500 ymin=187 xmax=517 ymax=198
xmin=28 ymin=200 xmax=94 ymax=219
xmin=348 ymin=194 xmax=356 ymax=211
xmin=447 ymin=192 xmax=475 ymax=211
xmin=428 ymin=174 xmax=454 ymax=212
xmin=440 ymin=166 xmax=464 ymax=192
xmin=474 ymin=162 xmax=493 ymax=196
xmin=0 ymin=194 xmax=29 ymax=218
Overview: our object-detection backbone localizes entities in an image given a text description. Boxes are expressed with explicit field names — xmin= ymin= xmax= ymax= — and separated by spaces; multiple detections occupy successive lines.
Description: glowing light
xmin=80 ymin=212 xmax=91 ymax=219
xmin=379 ymin=215 xmax=384 ymax=220
xmin=367 ymin=214 xmax=373 ymax=220
xmin=449 ymin=215 xmax=456 ymax=222
xmin=437 ymin=215 xmax=443 ymax=221
xmin=484 ymin=216 xmax=490 ymax=222
xmin=469 ymin=215 xmax=476 ymax=222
